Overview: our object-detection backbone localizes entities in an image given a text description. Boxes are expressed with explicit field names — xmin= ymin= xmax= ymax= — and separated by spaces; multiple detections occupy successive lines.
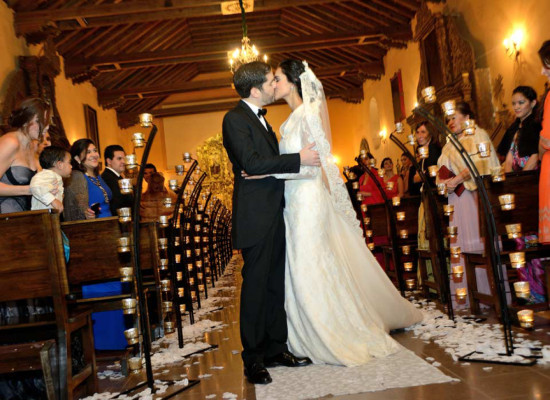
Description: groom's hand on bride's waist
xmin=241 ymin=170 xmax=268 ymax=180
xmin=300 ymin=142 xmax=321 ymax=166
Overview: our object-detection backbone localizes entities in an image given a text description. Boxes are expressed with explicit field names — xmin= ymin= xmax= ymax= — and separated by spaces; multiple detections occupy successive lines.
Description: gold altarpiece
xmin=196 ymin=133 xmax=234 ymax=209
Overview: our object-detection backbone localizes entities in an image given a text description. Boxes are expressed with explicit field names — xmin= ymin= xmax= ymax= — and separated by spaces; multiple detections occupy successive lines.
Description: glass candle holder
xmin=447 ymin=225 xmax=458 ymax=238
xmin=491 ymin=166 xmax=505 ymax=182
xmin=132 ymin=132 xmax=145 ymax=148
xmin=505 ymin=223 xmax=522 ymax=239
xmin=509 ymin=251 xmax=526 ymax=268
xmin=452 ymin=265 xmax=464 ymax=279
xmin=162 ymin=301 xmax=173 ymax=313
xmin=404 ymin=262 xmax=414 ymax=271
xmin=456 ymin=287 xmax=467 ymax=300
xmin=405 ymin=279 xmax=416 ymax=289
xmin=164 ymin=321 xmax=175 ymax=333
xmin=396 ymin=211 xmax=405 ymax=221
xmin=392 ymin=196 xmax=401 ymax=206
xmin=421 ymin=86 xmax=436 ymax=103
xmin=386 ymin=181 xmax=395 ymax=191
xmin=158 ymin=215 xmax=169 ymax=227
xmin=443 ymin=204 xmax=454 ymax=216
xmin=517 ymin=309 xmax=534 ymax=329
xmin=183 ymin=152 xmax=192 ymax=162
xmin=418 ymin=146 xmax=429 ymax=159
xmin=160 ymin=279 xmax=170 ymax=292
xmin=366 ymin=229 xmax=373 ymax=238
xmin=175 ymin=165 xmax=184 ymax=175
xmin=402 ymin=245 xmax=411 ymax=255
xmin=122 ymin=298 xmax=137 ymax=314
xmin=368 ymin=158 xmax=377 ymax=168
xmin=407 ymin=134 xmax=416 ymax=145
xmin=169 ymin=179 xmax=179 ymax=191
xmin=139 ymin=113 xmax=153 ymax=128
xmin=159 ymin=259 xmax=168 ymax=270
xmin=450 ymin=246 xmax=461 ymax=258
xmin=361 ymin=204 xmax=368 ymax=212
xmin=163 ymin=197 xmax=173 ymax=208
xmin=368 ymin=243 xmax=375 ymax=250
xmin=441 ymin=100 xmax=456 ymax=117
xmin=119 ymin=267 xmax=133 ymax=282
xmin=158 ymin=238 xmax=168 ymax=249
xmin=395 ymin=122 xmax=404 ymax=133
xmin=128 ymin=357 xmax=143 ymax=374
xmin=437 ymin=183 xmax=448 ymax=196
xmin=124 ymin=328 xmax=139 ymax=345
xmin=462 ymin=120 xmax=476 ymax=135
xmin=477 ymin=142 xmax=491 ymax=158
xmin=125 ymin=154 xmax=138 ymax=170
xmin=378 ymin=169 xmax=385 ymax=178
xmin=117 ymin=237 xmax=132 ymax=253
xmin=119 ymin=178 xmax=133 ymax=194
xmin=363 ymin=217 xmax=370 ymax=226
xmin=498 ymin=194 xmax=515 ymax=211
xmin=513 ymin=281 xmax=530 ymax=300
xmin=399 ymin=229 xmax=408 ymax=239
xmin=117 ymin=207 xmax=131 ymax=223
xmin=428 ymin=165 xmax=439 ymax=177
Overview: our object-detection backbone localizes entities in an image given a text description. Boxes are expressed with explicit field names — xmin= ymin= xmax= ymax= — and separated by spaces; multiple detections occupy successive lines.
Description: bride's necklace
xmin=86 ymin=173 xmax=110 ymax=204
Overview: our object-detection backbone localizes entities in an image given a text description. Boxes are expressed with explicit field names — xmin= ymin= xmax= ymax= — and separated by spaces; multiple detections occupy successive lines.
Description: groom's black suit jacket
xmin=222 ymin=100 xmax=300 ymax=249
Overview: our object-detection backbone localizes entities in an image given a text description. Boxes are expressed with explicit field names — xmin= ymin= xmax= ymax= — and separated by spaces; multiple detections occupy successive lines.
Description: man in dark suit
xmin=223 ymin=61 xmax=319 ymax=385
xmin=101 ymin=145 xmax=133 ymax=215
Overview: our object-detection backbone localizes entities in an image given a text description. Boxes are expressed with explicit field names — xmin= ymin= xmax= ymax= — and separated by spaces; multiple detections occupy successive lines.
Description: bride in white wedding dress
xmin=248 ymin=60 xmax=423 ymax=367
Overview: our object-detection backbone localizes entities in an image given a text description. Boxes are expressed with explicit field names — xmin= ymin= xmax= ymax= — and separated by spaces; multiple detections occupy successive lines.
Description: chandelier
xmin=228 ymin=0 xmax=267 ymax=73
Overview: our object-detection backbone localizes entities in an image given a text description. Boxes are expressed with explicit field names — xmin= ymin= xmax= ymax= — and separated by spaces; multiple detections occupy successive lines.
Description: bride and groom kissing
xmin=222 ymin=60 xmax=422 ymax=385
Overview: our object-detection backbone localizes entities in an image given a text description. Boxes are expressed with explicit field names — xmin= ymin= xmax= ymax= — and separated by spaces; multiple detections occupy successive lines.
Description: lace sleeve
xmin=271 ymin=117 xmax=319 ymax=180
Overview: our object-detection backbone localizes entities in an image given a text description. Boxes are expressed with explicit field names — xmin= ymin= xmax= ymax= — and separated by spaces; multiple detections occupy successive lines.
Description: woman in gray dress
xmin=0 ymin=98 xmax=51 ymax=213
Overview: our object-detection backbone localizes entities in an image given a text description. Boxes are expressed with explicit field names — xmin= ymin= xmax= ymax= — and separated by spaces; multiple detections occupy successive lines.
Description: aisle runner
xmin=255 ymin=347 xmax=457 ymax=400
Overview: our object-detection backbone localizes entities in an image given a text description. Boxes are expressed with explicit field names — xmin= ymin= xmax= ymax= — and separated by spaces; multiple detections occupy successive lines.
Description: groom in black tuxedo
xmin=223 ymin=61 xmax=318 ymax=384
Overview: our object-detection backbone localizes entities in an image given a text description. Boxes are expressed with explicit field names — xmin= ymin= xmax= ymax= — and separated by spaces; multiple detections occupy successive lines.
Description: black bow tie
xmin=257 ymin=108 xmax=267 ymax=117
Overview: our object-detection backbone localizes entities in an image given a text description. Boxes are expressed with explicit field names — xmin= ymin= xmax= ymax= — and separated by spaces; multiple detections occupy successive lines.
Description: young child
xmin=30 ymin=146 xmax=72 ymax=212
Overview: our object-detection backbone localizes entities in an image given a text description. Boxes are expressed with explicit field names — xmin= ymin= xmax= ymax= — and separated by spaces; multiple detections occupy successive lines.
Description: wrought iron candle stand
xmin=122 ymin=114 xmax=200 ymax=397
xmin=413 ymin=94 xmax=529 ymax=365
xmin=168 ymin=158 xmax=198 ymax=347
xmin=389 ymin=131 xmax=454 ymax=320
xmin=356 ymin=159 xmax=407 ymax=295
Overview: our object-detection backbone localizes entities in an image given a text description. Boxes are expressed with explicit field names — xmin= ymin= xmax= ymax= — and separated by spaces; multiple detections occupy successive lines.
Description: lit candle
xmin=402 ymin=245 xmax=411 ymax=255
xmin=158 ymin=238 xmax=168 ymax=249
xmin=169 ymin=179 xmax=179 ymax=191
xmin=441 ymin=100 xmax=456 ymax=117
xmin=406 ymin=279 xmax=416 ymax=289
xmin=352 ymin=181 xmax=359 ymax=190
xmin=395 ymin=122 xmax=404 ymax=133
xmin=117 ymin=237 xmax=131 ymax=253
xmin=509 ymin=252 xmax=526 ymax=268
xmin=505 ymin=223 xmax=522 ymax=239
xmin=139 ymin=113 xmax=153 ymax=128
xmin=158 ymin=215 xmax=169 ymax=227
xmin=119 ymin=267 xmax=133 ymax=282
xmin=452 ymin=265 xmax=464 ymax=279
xmin=443 ymin=204 xmax=454 ymax=216
xmin=404 ymin=262 xmax=414 ymax=271
xmin=183 ymin=152 xmax=192 ymax=162
xmin=132 ymin=132 xmax=145 ymax=148
xmin=128 ymin=357 xmax=143 ymax=373
xmin=119 ymin=178 xmax=133 ymax=194
xmin=175 ymin=164 xmax=184 ymax=175
xmin=117 ymin=207 xmax=131 ymax=223
xmin=392 ymin=196 xmax=401 ymax=206
xmin=368 ymin=242 xmax=375 ymax=250
xmin=366 ymin=229 xmax=373 ymax=238
xmin=125 ymin=154 xmax=137 ymax=169
xmin=361 ymin=204 xmax=368 ymax=212
xmin=407 ymin=134 xmax=416 ymax=145
xmin=498 ymin=194 xmax=515 ymax=211
xmin=421 ymin=86 xmax=436 ymax=103
xmin=399 ymin=229 xmax=408 ymax=239
xmin=450 ymin=246 xmax=461 ymax=257
xmin=363 ymin=217 xmax=370 ymax=225
xmin=437 ymin=183 xmax=447 ymax=196
xmin=517 ymin=309 xmax=534 ymax=329
xmin=477 ymin=142 xmax=490 ymax=158
xmin=513 ymin=281 xmax=530 ymax=300
xmin=447 ymin=226 xmax=458 ymax=238
xmin=386 ymin=181 xmax=395 ymax=191
xmin=418 ymin=146 xmax=429 ymax=159
xmin=378 ymin=169 xmax=385 ymax=177
xmin=462 ymin=120 xmax=476 ymax=135
xmin=428 ymin=165 xmax=439 ymax=177
xmin=456 ymin=287 xmax=467 ymax=300
xmin=491 ymin=166 xmax=505 ymax=182
xmin=396 ymin=211 xmax=405 ymax=221
xmin=163 ymin=197 xmax=173 ymax=208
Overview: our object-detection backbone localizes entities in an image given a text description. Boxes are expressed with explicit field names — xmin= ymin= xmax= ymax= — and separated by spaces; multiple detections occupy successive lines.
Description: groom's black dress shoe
xmin=265 ymin=351 xmax=312 ymax=367
xmin=244 ymin=362 xmax=272 ymax=384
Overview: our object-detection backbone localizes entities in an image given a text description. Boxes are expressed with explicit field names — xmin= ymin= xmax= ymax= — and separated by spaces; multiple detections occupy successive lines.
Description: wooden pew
xmin=0 ymin=210 xmax=96 ymax=400
xmin=463 ymin=170 xmax=550 ymax=315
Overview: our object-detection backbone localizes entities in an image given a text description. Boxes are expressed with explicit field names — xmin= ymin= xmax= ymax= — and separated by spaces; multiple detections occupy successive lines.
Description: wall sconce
xmin=503 ymin=29 xmax=524 ymax=60
xmin=379 ymin=129 xmax=387 ymax=143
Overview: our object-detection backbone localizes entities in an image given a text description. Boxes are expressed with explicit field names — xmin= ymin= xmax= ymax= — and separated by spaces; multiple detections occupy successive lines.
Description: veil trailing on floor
xmin=300 ymin=61 xmax=362 ymax=234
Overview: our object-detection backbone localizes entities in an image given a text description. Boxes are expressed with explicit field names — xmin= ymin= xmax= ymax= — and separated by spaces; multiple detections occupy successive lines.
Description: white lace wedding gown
xmin=276 ymin=104 xmax=423 ymax=367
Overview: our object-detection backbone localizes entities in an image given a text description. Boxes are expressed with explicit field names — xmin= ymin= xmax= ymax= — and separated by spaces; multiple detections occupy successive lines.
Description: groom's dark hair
xmin=233 ymin=61 xmax=271 ymax=98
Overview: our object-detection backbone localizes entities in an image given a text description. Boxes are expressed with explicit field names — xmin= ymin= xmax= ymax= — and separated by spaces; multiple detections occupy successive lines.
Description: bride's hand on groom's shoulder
xmin=241 ymin=170 xmax=268 ymax=180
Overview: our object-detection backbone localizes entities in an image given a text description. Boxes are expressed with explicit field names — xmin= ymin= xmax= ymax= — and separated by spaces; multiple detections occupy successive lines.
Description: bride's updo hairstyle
xmin=8 ymin=97 xmax=51 ymax=139
xmin=278 ymin=59 xmax=305 ymax=99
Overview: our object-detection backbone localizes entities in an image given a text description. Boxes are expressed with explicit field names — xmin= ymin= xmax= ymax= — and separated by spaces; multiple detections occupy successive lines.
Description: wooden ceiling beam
xmin=98 ymin=60 xmax=382 ymax=106
xmin=66 ymin=27 xmax=410 ymax=79
xmin=15 ymin=0 xmax=344 ymax=34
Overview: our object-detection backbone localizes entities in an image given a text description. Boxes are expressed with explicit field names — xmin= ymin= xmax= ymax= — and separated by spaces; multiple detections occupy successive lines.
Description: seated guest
xmin=64 ymin=139 xmax=112 ymax=221
xmin=101 ymin=144 xmax=133 ymax=214
xmin=140 ymin=172 xmax=176 ymax=222
xmin=0 ymin=98 xmax=51 ymax=213
xmin=497 ymin=86 xmax=541 ymax=172
xmin=30 ymin=146 xmax=72 ymax=212
xmin=358 ymin=152 xmax=384 ymax=205
xmin=380 ymin=157 xmax=404 ymax=198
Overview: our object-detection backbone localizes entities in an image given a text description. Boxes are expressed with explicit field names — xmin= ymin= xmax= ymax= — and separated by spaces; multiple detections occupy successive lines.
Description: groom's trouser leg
xmin=240 ymin=211 xmax=288 ymax=367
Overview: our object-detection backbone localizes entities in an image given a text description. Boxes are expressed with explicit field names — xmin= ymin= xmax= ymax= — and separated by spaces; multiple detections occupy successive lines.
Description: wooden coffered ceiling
xmin=6 ymin=0 xmax=422 ymax=127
